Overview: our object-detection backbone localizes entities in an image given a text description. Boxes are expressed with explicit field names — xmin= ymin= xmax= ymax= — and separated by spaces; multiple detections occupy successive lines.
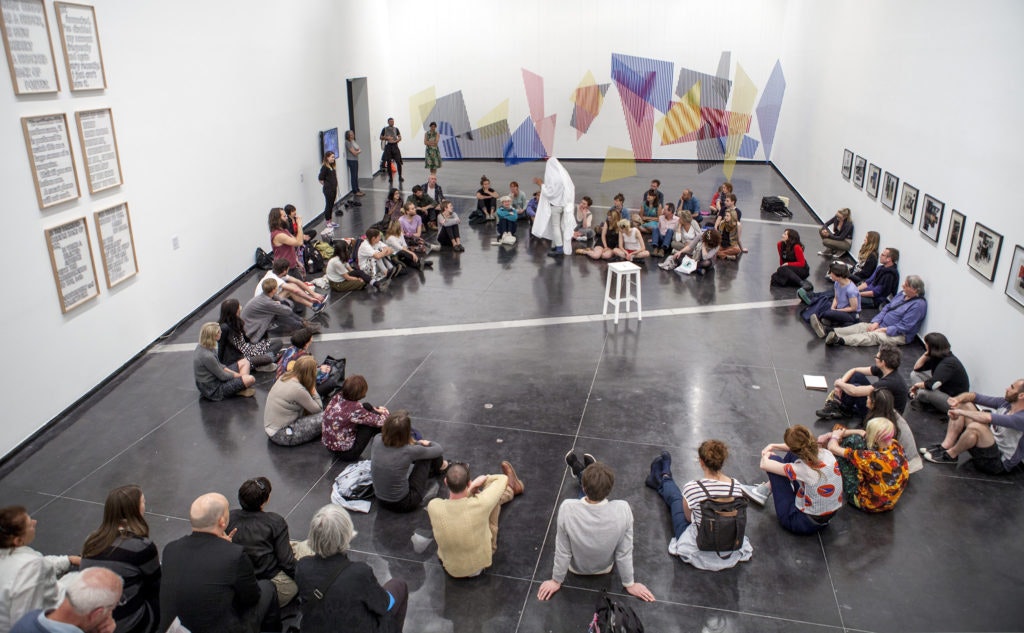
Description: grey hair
xmin=308 ymin=504 xmax=357 ymax=557
xmin=906 ymin=274 xmax=925 ymax=297
xmin=63 ymin=568 xmax=122 ymax=615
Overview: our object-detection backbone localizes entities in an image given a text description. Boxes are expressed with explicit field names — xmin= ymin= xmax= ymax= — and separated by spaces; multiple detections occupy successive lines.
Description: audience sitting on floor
xmin=258 ymin=258 xmax=326 ymax=314
xmin=660 ymin=228 xmax=721 ymax=275
xmin=422 ymin=174 xmax=444 ymax=229
xmin=385 ymin=220 xmax=432 ymax=270
xmin=818 ymin=207 xmax=854 ymax=258
xmin=707 ymin=181 xmax=732 ymax=218
xmin=865 ymin=388 xmax=922 ymax=473
xmin=296 ymin=505 xmax=407 ymax=633
xmin=228 ymin=477 xmax=305 ymax=608
xmin=275 ymin=327 xmax=340 ymax=400
xmin=476 ymin=175 xmax=499 ymax=221
xmin=80 ymin=485 xmax=160 ymax=633
xmin=325 ymin=240 xmax=369 ymax=292
xmin=11 ymin=567 xmax=122 ymax=633
xmin=816 ymin=343 xmax=907 ymax=420
xmin=407 ymin=185 xmax=438 ymax=228
xmin=715 ymin=208 xmax=742 ymax=260
xmin=536 ymin=453 xmax=656 ymax=603
xmin=243 ymin=278 xmax=317 ymax=339
xmin=770 ymin=228 xmax=810 ymax=288
xmin=321 ymin=375 xmax=389 ymax=460
xmin=824 ymin=275 xmax=927 ymax=347
xmin=908 ymin=332 xmax=970 ymax=414
xmin=508 ymin=180 xmax=527 ymax=219
xmin=357 ymin=228 xmax=399 ymax=291
xmin=218 ymin=298 xmax=281 ymax=372
xmin=822 ymin=418 xmax=909 ymax=513
xmin=643 ymin=179 xmax=665 ymax=207
xmin=855 ymin=246 xmax=900 ymax=307
xmin=921 ymin=379 xmax=1024 ymax=472
xmin=579 ymin=208 xmax=624 ymax=260
xmin=848 ymin=230 xmax=880 ymax=284
xmin=370 ymin=411 xmax=447 ymax=514
xmin=0 ymin=506 xmax=81 ymax=631
xmin=426 ymin=461 xmax=524 ymax=578
xmin=646 ymin=442 xmax=753 ymax=570
xmin=618 ymin=219 xmax=650 ymax=262
xmin=670 ymin=209 xmax=701 ymax=253
xmin=264 ymin=356 xmax=324 ymax=446
xmin=745 ymin=425 xmax=844 ymax=535
xmin=436 ymin=201 xmax=465 ymax=252
xmin=400 ymin=202 xmax=437 ymax=255
xmin=808 ymin=261 xmax=861 ymax=336
xmin=160 ymin=492 xmax=278 ymax=633
xmin=636 ymin=190 xmax=660 ymax=233
xmin=570 ymin=196 xmax=594 ymax=246
xmin=194 ymin=322 xmax=256 ymax=400
xmin=494 ymin=195 xmax=520 ymax=246
xmin=384 ymin=188 xmax=403 ymax=223
xmin=677 ymin=188 xmax=700 ymax=217
xmin=650 ymin=203 xmax=679 ymax=257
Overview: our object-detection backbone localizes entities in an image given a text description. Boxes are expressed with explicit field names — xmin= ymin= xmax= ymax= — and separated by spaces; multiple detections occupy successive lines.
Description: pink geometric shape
xmin=522 ymin=68 xmax=545 ymax=124
xmin=616 ymin=83 xmax=654 ymax=161
xmin=536 ymin=114 xmax=557 ymax=157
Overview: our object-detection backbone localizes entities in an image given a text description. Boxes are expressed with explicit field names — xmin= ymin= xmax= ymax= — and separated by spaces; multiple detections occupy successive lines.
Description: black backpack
xmin=254 ymin=247 xmax=274 ymax=270
xmin=760 ymin=195 xmax=793 ymax=218
xmin=304 ymin=244 xmax=325 ymax=274
xmin=589 ymin=590 xmax=644 ymax=633
xmin=695 ymin=480 xmax=747 ymax=558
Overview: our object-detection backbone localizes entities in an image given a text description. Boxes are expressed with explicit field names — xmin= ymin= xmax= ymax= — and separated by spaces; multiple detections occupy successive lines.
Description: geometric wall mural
xmin=570 ymin=70 xmax=610 ymax=138
xmin=756 ymin=59 xmax=786 ymax=160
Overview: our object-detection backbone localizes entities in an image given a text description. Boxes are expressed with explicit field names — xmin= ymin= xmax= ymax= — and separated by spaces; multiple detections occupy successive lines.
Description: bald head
xmin=190 ymin=493 xmax=229 ymax=532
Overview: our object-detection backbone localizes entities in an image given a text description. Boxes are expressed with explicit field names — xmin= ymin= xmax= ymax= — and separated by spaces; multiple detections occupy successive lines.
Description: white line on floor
xmin=149 ymin=298 xmax=798 ymax=353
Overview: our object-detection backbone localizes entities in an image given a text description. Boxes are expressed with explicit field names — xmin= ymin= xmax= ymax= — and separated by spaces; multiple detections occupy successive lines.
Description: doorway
xmin=347 ymin=78 xmax=372 ymax=180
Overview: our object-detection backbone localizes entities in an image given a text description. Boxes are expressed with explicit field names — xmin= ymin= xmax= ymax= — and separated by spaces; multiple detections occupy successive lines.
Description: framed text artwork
xmin=945 ymin=210 xmax=966 ymax=257
xmin=75 ymin=108 xmax=122 ymax=192
xmin=967 ymin=222 xmax=1003 ymax=282
xmin=841 ymin=149 xmax=853 ymax=180
xmin=94 ymin=202 xmax=138 ymax=288
xmin=1005 ymin=245 xmax=1024 ymax=309
xmin=919 ymin=194 xmax=945 ymax=243
xmin=54 ymin=2 xmax=106 ymax=90
xmin=0 ymin=0 xmax=60 ymax=94
xmin=22 ymin=113 xmax=81 ymax=209
xmin=899 ymin=183 xmax=919 ymax=225
xmin=881 ymin=171 xmax=899 ymax=211
xmin=866 ymin=163 xmax=881 ymax=199
xmin=45 ymin=216 xmax=99 ymax=313
xmin=852 ymin=156 xmax=867 ymax=189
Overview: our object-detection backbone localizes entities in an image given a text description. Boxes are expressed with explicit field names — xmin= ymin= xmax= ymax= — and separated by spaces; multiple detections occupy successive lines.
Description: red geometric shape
xmin=536 ymin=114 xmax=557 ymax=157
xmin=616 ymin=82 xmax=654 ymax=161
xmin=522 ymin=68 xmax=545 ymax=124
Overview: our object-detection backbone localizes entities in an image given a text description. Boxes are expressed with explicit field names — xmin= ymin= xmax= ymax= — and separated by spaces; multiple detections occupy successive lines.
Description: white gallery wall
xmin=772 ymin=0 xmax=1024 ymax=391
xmin=0 ymin=0 xmax=352 ymax=456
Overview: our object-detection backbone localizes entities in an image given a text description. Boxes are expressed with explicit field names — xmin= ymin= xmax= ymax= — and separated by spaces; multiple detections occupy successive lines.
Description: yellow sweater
xmin=426 ymin=474 xmax=508 ymax=577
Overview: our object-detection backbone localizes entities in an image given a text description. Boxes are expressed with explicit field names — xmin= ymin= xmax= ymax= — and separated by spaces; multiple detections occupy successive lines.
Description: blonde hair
xmin=679 ymin=210 xmax=693 ymax=224
xmin=836 ymin=208 xmax=851 ymax=221
xmin=199 ymin=322 xmax=220 ymax=349
xmin=865 ymin=417 xmax=896 ymax=448
xmin=617 ymin=219 xmax=631 ymax=231
xmin=282 ymin=355 xmax=318 ymax=393
xmin=386 ymin=220 xmax=402 ymax=239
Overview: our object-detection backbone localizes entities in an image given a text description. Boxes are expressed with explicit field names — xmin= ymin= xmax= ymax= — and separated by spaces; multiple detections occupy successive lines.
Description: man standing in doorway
xmin=380 ymin=117 xmax=404 ymax=186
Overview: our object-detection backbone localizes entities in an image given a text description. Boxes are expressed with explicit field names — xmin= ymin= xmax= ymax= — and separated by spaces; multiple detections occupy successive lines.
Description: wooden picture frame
xmin=881 ymin=171 xmax=899 ymax=211
xmin=841 ymin=149 xmax=853 ymax=180
xmin=93 ymin=202 xmax=138 ymax=288
xmin=75 ymin=108 xmax=122 ymax=193
xmin=918 ymin=194 xmax=944 ymax=243
xmin=899 ymin=183 xmax=918 ymax=225
xmin=866 ymin=164 xmax=881 ymax=199
xmin=22 ymin=113 xmax=81 ymax=209
xmin=54 ymin=2 xmax=106 ymax=91
xmin=968 ymin=222 xmax=1003 ymax=282
xmin=1005 ymin=244 xmax=1024 ymax=309
xmin=852 ymin=156 xmax=867 ymax=189
xmin=45 ymin=216 xmax=100 ymax=313
xmin=0 ymin=0 xmax=60 ymax=94
xmin=945 ymin=210 xmax=966 ymax=257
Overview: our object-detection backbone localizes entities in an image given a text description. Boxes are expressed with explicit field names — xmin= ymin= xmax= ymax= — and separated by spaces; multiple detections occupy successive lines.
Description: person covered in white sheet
xmin=532 ymin=157 xmax=576 ymax=257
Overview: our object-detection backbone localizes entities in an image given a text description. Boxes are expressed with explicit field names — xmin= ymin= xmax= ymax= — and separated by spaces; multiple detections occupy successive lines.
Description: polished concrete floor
xmin=3 ymin=161 xmax=1022 ymax=633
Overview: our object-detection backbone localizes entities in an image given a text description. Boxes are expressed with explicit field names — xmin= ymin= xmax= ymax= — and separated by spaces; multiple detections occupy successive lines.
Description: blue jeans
xmin=652 ymin=228 xmax=674 ymax=249
xmin=820 ymin=310 xmax=859 ymax=327
xmin=656 ymin=477 xmax=690 ymax=539
xmin=497 ymin=217 xmax=517 ymax=236
xmin=767 ymin=454 xmax=829 ymax=535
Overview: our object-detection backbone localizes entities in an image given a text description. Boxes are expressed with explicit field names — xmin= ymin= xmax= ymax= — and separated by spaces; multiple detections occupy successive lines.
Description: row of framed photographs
xmin=842 ymin=148 xmax=1024 ymax=308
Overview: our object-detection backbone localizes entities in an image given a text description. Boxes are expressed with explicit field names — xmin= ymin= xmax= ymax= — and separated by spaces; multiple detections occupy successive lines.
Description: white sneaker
xmin=429 ymin=242 xmax=441 ymax=252
xmin=742 ymin=482 xmax=771 ymax=506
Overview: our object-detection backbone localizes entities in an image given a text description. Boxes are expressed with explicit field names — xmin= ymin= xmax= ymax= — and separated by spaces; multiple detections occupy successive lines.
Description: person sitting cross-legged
xmin=821 ymin=418 xmax=910 ymax=513
xmin=816 ymin=343 xmax=907 ymax=421
xmin=535 ymin=453 xmax=655 ymax=602
xmin=194 ymin=322 xmax=256 ymax=400
xmin=825 ymin=276 xmax=926 ymax=347
xmin=921 ymin=379 xmax=1024 ymax=472
xmin=426 ymin=461 xmax=524 ymax=578
xmin=645 ymin=442 xmax=753 ymax=571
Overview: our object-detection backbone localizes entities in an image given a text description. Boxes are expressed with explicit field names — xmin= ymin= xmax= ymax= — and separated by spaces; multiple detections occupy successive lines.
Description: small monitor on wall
xmin=320 ymin=128 xmax=339 ymax=159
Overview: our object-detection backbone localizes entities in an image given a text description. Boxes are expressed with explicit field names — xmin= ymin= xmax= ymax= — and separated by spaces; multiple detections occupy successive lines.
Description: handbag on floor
xmin=674 ymin=256 xmax=698 ymax=274
xmin=589 ymin=590 xmax=644 ymax=633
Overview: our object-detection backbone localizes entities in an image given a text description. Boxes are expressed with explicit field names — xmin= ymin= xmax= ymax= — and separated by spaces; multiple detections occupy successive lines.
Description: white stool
xmin=603 ymin=261 xmax=642 ymax=324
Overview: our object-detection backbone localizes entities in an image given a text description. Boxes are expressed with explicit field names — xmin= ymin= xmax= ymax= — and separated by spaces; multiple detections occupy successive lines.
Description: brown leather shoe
xmin=501 ymin=461 xmax=524 ymax=496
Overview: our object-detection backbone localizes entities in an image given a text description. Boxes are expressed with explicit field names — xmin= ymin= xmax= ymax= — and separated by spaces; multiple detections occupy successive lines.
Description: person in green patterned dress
xmin=424 ymin=122 xmax=442 ymax=172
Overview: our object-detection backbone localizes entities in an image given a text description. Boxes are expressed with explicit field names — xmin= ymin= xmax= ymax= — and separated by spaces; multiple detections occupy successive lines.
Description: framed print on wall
xmin=881 ymin=171 xmax=899 ymax=210
xmin=852 ymin=156 xmax=867 ymax=189
xmin=45 ymin=216 xmax=100 ymax=313
xmin=866 ymin=164 xmax=881 ymax=199
xmin=54 ymin=1 xmax=107 ymax=90
xmin=75 ymin=108 xmax=123 ymax=193
xmin=841 ymin=149 xmax=853 ymax=180
xmin=918 ymin=194 xmax=945 ymax=243
xmin=0 ymin=0 xmax=60 ymax=94
xmin=899 ymin=183 xmax=919 ymax=225
xmin=967 ymin=222 xmax=1003 ymax=282
xmin=22 ymin=113 xmax=81 ymax=209
xmin=1005 ymin=245 xmax=1024 ymax=309
xmin=94 ymin=202 xmax=138 ymax=288
xmin=945 ymin=210 xmax=966 ymax=257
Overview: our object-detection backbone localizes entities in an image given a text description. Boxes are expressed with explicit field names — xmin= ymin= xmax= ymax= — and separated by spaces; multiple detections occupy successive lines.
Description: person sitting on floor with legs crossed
xmin=816 ymin=343 xmax=908 ymax=421
xmin=921 ymin=379 xmax=1024 ymax=472
xmin=824 ymin=275 xmax=927 ymax=347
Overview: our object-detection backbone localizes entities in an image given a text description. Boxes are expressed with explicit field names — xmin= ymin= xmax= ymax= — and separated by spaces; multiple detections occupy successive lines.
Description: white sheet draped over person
xmin=532 ymin=157 xmax=576 ymax=256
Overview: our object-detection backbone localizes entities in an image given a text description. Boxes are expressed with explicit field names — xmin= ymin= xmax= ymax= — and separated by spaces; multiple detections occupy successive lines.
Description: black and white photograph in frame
xmin=852 ymin=155 xmax=867 ymax=189
xmin=881 ymin=171 xmax=899 ymax=210
xmin=841 ymin=149 xmax=853 ymax=180
xmin=899 ymin=182 xmax=919 ymax=225
xmin=945 ymin=210 xmax=966 ymax=257
xmin=918 ymin=194 xmax=945 ymax=243
xmin=866 ymin=163 xmax=881 ymax=199
xmin=967 ymin=222 xmax=1003 ymax=282
xmin=1005 ymin=245 xmax=1024 ymax=309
